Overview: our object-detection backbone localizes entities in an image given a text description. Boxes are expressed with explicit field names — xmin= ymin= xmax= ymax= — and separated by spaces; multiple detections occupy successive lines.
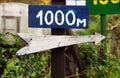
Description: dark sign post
xmin=51 ymin=1 xmax=65 ymax=78
xmin=51 ymin=1 xmax=66 ymax=78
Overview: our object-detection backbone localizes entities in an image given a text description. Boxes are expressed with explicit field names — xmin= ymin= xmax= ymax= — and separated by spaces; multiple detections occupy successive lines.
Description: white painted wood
xmin=16 ymin=33 xmax=105 ymax=55
xmin=66 ymin=0 xmax=86 ymax=6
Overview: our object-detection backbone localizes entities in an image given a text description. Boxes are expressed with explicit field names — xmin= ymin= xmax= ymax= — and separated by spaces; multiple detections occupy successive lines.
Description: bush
xmin=0 ymin=32 xmax=50 ymax=78
xmin=87 ymin=54 xmax=120 ymax=78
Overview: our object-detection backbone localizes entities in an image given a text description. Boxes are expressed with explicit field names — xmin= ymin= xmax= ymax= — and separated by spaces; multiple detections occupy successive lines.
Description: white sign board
xmin=16 ymin=33 xmax=105 ymax=55
xmin=66 ymin=0 xmax=86 ymax=6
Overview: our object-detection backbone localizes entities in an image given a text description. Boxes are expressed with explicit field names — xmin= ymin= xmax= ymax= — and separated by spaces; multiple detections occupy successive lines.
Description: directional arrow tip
xmin=94 ymin=32 xmax=105 ymax=44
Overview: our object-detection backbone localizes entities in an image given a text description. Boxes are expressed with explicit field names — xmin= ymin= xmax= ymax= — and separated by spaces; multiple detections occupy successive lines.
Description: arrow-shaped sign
xmin=16 ymin=33 xmax=105 ymax=55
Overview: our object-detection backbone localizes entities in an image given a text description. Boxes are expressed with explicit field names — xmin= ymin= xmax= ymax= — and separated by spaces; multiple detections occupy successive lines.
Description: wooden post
xmin=51 ymin=29 xmax=66 ymax=78
xmin=111 ymin=27 xmax=118 ymax=56
xmin=111 ymin=24 xmax=120 ymax=57
xmin=51 ymin=0 xmax=66 ymax=78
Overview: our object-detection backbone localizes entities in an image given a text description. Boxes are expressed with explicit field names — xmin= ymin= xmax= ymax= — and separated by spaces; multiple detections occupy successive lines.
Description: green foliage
xmin=77 ymin=42 xmax=120 ymax=78
xmin=0 ymin=32 xmax=24 ymax=76
xmin=16 ymin=52 xmax=49 ymax=78
xmin=0 ymin=32 xmax=50 ymax=78
xmin=78 ymin=43 xmax=98 ymax=66
xmin=1 ymin=52 xmax=49 ymax=78
xmin=78 ymin=43 xmax=120 ymax=78
xmin=87 ymin=55 xmax=120 ymax=78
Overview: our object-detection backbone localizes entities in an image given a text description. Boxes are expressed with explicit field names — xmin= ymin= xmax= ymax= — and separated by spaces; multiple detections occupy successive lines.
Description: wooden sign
xmin=29 ymin=5 xmax=89 ymax=28
xmin=66 ymin=0 xmax=120 ymax=14
xmin=16 ymin=33 xmax=105 ymax=55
